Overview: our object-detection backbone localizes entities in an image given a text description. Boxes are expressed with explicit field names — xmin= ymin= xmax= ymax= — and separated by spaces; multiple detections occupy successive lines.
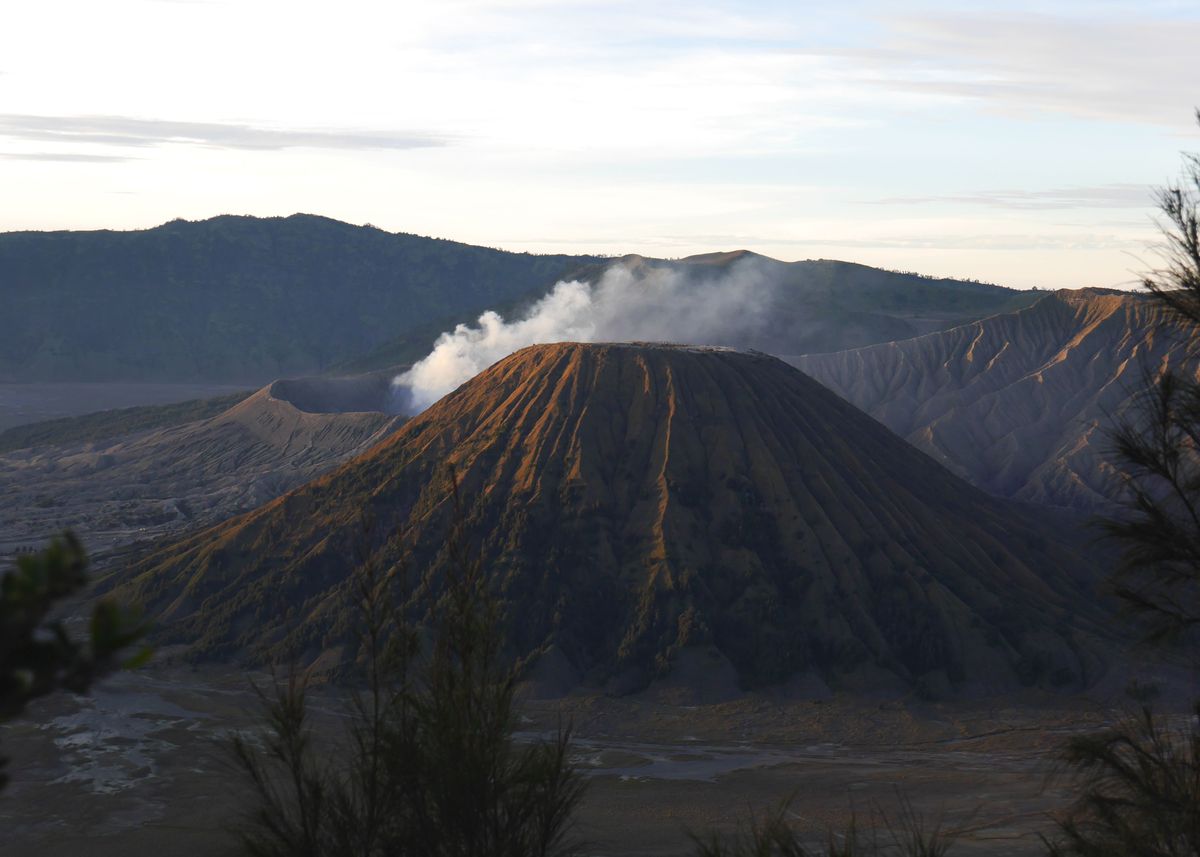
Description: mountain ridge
xmin=0 ymin=214 xmax=599 ymax=383
xmin=2 ymin=214 xmax=1037 ymax=381
xmin=792 ymin=288 xmax=1192 ymax=511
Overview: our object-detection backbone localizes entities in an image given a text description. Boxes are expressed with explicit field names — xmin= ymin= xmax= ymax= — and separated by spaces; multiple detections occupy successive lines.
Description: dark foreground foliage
xmin=690 ymin=794 xmax=958 ymax=857
xmin=1044 ymin=704 xmax=1200 ymax=857
xmin=1104 ymin=367 xmax=1200 ymax=643
xmin=0 ymin=532 xmax=147 ymax=791
xmin=231 ymin=490 xmax=587 ymax=857
xmin=1044 ymin=111 xmax=1200 ymax=856
xmin=1101 ymin=109 xmax=1200 ymax=645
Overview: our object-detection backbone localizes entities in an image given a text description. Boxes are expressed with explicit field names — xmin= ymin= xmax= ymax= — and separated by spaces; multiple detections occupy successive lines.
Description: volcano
xmin=0 ymin=376 xmax=405 ymax=559
xmin=120 ymin=343 xmax=1112 ymax=694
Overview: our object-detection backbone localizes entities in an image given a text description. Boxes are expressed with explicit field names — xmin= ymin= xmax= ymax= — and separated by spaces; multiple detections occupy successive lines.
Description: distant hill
xmin=792 ymin=289 xmax=1197 ymax=511
xmin=0 ymin=373 xmax=404 ymax=559
xmin=607 ymin=253 xmax=1040 ymax=356
xmin=0 ymin=214 xmax=597 ymax=382
xmin=0 ymin=215 xmax=1039 ymax=383
xmin=343 ymin=251 xmax=1041 ymax=375
xmin=117 ymin=343 xmax=1112 ymax=696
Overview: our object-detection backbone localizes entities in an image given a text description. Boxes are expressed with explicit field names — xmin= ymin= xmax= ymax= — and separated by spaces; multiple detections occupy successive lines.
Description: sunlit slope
xmin=121 ymin=343 xmax=1110 ymax=694
xmin=792 ymin=289 xmax=1195 ymax=511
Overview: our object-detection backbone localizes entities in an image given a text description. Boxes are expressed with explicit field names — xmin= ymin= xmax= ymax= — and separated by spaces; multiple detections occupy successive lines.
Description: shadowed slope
xmin=119 ymin=343 xmax=1111 ymax=694
xmin=792 ymin=290 xmax=1197 ymax=511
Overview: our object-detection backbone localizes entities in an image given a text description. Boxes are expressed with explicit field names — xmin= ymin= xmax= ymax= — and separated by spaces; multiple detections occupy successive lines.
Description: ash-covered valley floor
xmin=0 ymin=664 xmax=1158 ymax=857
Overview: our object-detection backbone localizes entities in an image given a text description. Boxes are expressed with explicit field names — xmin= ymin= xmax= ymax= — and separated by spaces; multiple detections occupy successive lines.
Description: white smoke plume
xmin=391 ymin=257 xmax=780 ymax=413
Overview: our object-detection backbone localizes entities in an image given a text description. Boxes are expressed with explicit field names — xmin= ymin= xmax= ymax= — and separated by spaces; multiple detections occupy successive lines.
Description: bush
xmin=1044 ymin=704 xmax=1200 ymax=857
xmin=232 ymin=488 xmax=587 ymax=857
xmin=0 ymin=532 xmax=147 ymax=791
xmin=690 ymin=793 xmax=958 ymax=857
xmin=1046 ymin=110 xmax=1200 ymax=856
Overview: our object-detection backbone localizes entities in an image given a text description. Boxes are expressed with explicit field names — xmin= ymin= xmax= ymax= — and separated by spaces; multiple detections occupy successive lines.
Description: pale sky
xmin=2 ymin=0 xmax=1198 ymax=289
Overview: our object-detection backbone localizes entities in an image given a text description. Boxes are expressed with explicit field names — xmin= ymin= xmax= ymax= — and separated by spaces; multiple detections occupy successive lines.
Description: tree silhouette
xmin=1045 ymin=111 xmax=1200 ymax=856
xmin=1102 ymin=109 xmax=1200 ymax=644
xmin=0 ymin=532 xmax=147 ymax=792
xmin=232 ymin=477 xmax=586 ymax=856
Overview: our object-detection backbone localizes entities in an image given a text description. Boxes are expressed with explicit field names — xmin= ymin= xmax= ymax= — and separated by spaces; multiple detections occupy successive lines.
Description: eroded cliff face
xmin=120 ymin=343 xmax=1112 ymax=695
xmin=794 ymin=289 xmax=1198 ymax=512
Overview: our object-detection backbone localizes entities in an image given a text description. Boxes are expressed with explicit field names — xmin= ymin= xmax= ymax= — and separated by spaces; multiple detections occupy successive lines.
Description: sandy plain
xmin=1 ymin=663 xmax=1147 ymax=857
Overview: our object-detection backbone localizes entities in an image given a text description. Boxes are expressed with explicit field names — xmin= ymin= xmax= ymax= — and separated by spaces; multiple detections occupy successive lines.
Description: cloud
xmin=500 ymin=226 xmax=1152 ymax=256
xmin=653 ymin=232 xmax=1148 ymax=253
xmin=0 ymin=114 xmax=450 ymax=152
xmin=840 ymin=11 xmax=1200 ymax=127
xmin=811 ymin=234 xmax=1144 ymax=252
xmin=0 ymin=152 xmax=138 ymax=162
xmin=870 ymin=184 xmax=1154 ymax=210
